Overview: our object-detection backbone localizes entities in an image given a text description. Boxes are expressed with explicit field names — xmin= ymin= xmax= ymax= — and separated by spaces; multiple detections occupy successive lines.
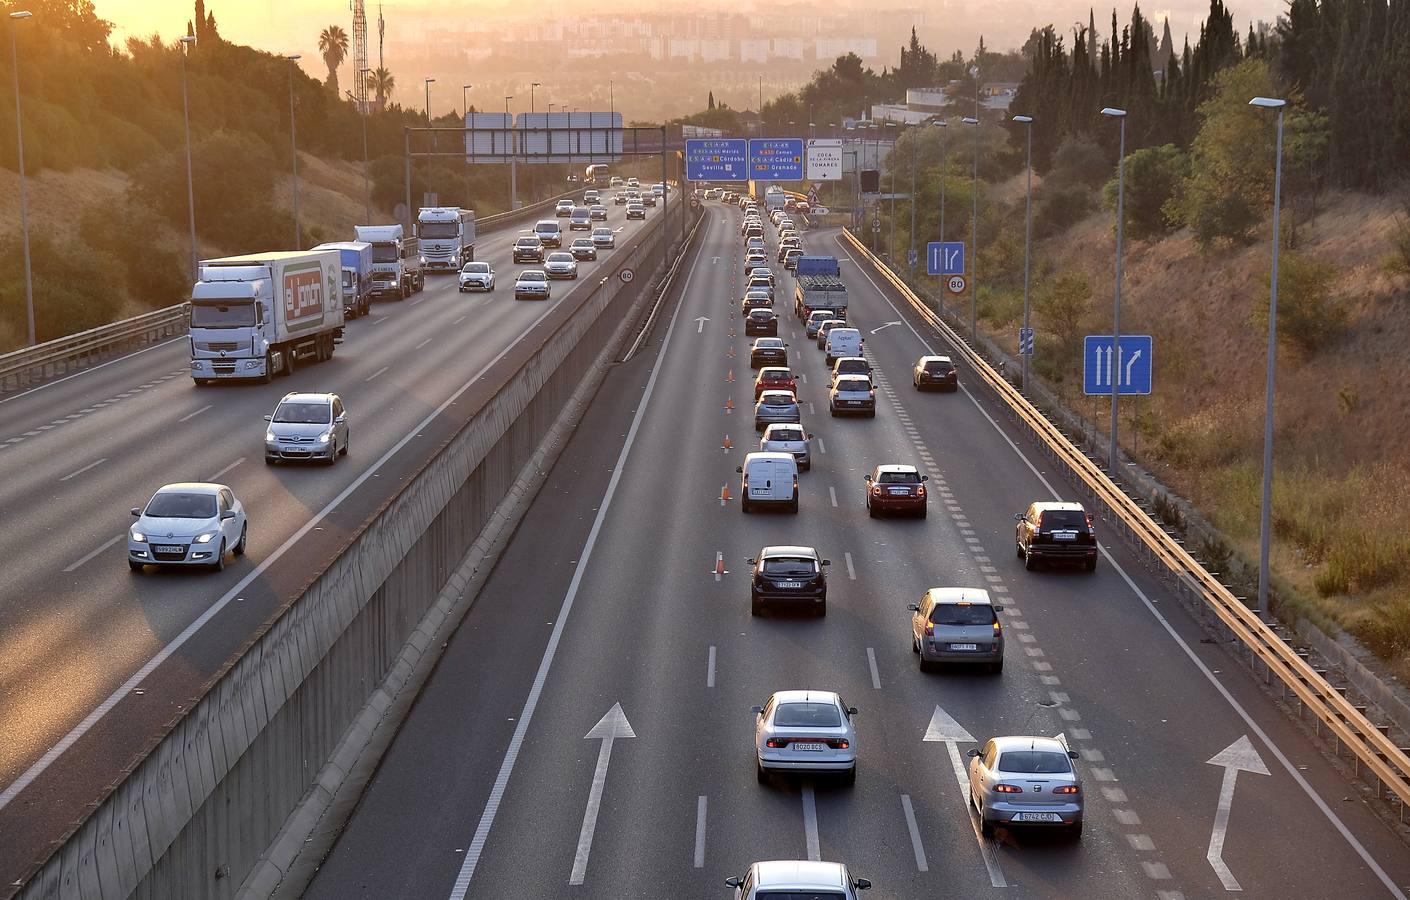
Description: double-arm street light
xmin=961 ymin=115 xmax=979 ymax=341
xmin=1013 ymin=114 xmax=1034 ymax=394
xmin=1100 ymin=106 xmax=1128 ymax=473
xmin=286 ymin=53 xmax=302 ymax=249
xmin=10 ymin=10 xmax=34 ymax=344
xmin=178 ymin=35 xmax=198 ymax=281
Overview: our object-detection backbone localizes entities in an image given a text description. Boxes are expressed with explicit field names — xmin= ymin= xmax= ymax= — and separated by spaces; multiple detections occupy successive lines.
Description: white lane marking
xmin=694 ymin=796 xmax=708 ymax=868
xmin=0 ymin=336 xmax=185 ymax=407
xmin=372 ymin=316 xmax=389 ymax=325
xmin=409 ymin=295 xmax=427 ymax=307
xmin=802 ymin=783 xmax=821 ymax=862
xmin=453 ymin=315 xmax=467 ymax=325
xmin=866 ymin=647 xmax=881 ymax=689
xmin=839 ymin=234 xmax=1404 ymax=899
xmin=707 ymin=646 xmax=716 ymax=688
xmin=900 ymin=794 xmax=929 ymax=872
xmin=828 ymin=486 xmax=837 ymax=508
xmin=177 ymin=404 xmax=212 ymax=423
xmin=816 ymin=437 xmax=826 ymax=454
xmin=570 ymin=703 xmax=636 ymax=885
xmin=448 ymin=210 xmax=705 ymax=897
xmin=59 ymin=457 xmax=107 ymax=482
xmin=63 ymin=534 xmax=124 ymax=573
xmin=844 ymin=552 xmax=856 ymax=580
xmin=415 ymin=338 xmax=433 ymax=350
xmin=209 ymin=457 xmax=246 ymax=482
xmin=0 ymin=252 xmax=591 ymax=816
xmin=365 ymin=366 xmax=390 ymax=382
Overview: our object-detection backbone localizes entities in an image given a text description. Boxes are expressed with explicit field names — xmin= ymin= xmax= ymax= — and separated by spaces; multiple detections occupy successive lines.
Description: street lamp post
xmin=962 ymin=115 xmax=979 ymax=341
xmin=909 ymin=123 xmax=917 ymax=271
xmin=505 ymin=95 xmax=516 ymax=210
xmin=462 ymin=83 xmax=472 ymax=210
xmin=1250 ymin=96 xmax=1287 ymax=620
xmin=1014 ymin=114 xmax=1034 ymax=393
xmin=530 ymin=82 xmax=539 ymax=114
xmin=347 ymin=80 xmax=371 ymax=224
xmin=424 ymin=76 xmax=435 ymax=119
xmin=888 ymin=123 xmax=897 ymax=262
xmin=1101 ymin=107 xmax=1128 ymax=474
xmin=286 ymin=54 xmax=302 ymax=249
xmin=9 ymin=10 xmax=33 ymax=344
xmin=178 ymin=34 xmax=198 ymax=282
xmin=934 ymin=119 xmax=947 ymax=244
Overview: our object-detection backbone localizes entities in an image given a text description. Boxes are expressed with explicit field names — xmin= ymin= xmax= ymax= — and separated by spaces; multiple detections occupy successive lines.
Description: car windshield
xmin=535 ymin=223 xmax=558 ymax=233
xmin=519 ymin=272 xmax=546 ymax=283
xmin=273 ymin=401 xmax=331 ymax=423
xmin=462 ymin=263 xmax=489 ymax=273
xmin=594 ymin=229 xmax=611 ymax=236
xmin=548 ymin=253 xmax=573 ymax=262
xmin=998 ymin=750 xmax=1073 ymax=774
xmin=370 ymin=243 xmax=398 ymax=263
xmin=767 ymin=428 xmax=804 ymax=442
xmin=878 ymin=471 xmax=920 ymax=484
xmin=516 ymin=238 xmax=540 ymax=248
xmin=190 ymin=301 xmax=255 ymax=328
xmin=573 ymin=210 xmax=589 ymax=218
xmin=573 ymin=240 xmax=593 ymax=248
xmin=1039 ymin=509 xmax=1089 ymax=529
xmin=418 ymin=222 xmax=458 ymax=239
xmin=145 ymin=492 xmax=217 ymax=518
xmin=931 ymin=603 xmax=997 ymax=626
xmin=774 ymin=702 xmax=842 ymax=728
xmin=755 ymin=892 xmax=846 ymax=899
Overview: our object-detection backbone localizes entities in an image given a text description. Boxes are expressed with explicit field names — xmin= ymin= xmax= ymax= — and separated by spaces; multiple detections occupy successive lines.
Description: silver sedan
xmin=754 ymin=390 xmax=800 ymax=432
xmin=544 ymin=251 xmax=579 ymax=280
xmin=753 ymin=690 xmax=857 ymax=784
xmin=968 ymin=735 xmax=1084 ymax=839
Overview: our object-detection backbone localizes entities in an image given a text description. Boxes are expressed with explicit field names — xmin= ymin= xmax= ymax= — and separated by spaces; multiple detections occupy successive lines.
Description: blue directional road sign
xmin=1083 ymin=335 xmax=1153 ymax=396
xmin=907 ymin=248 xmax=919 ymax=268
xmin=1019 ymin=327 xmax=1034 ymax=357
xmin=748 ymin=138 xmax=805 ymax=180
xmin=926 ymin=241 xmax=965 ymax=276
xmin=685 ymin=138 xmax=749 ymax=182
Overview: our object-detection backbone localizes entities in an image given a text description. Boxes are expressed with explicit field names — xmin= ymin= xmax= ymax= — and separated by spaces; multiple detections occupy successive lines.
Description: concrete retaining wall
xmin=17 ymin=209 xmax=690 ymax=900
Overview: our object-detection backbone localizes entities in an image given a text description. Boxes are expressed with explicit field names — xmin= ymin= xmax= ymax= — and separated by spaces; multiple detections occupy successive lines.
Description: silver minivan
xmin=737 ymin=451 xmax=799 ymax=513
xmin=264 ymin=392 xmax=349 ymax=464
xmin=909 ymin=587 xmax=1004 ymax=673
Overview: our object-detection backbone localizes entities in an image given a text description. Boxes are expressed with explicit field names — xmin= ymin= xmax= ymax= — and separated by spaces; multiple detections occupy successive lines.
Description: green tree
xmin=1035 ymin=271 xmax=1093 ymax=358
xmin=366 ymin=66 xmax=395 ymax=110
xmin=1250 ymin=251 xmax=1345 ymax=355
xmin=319 ymin=25 xmax=349 ymax=94
xmin=1104 ymin=143 xmax=1188 ymax=239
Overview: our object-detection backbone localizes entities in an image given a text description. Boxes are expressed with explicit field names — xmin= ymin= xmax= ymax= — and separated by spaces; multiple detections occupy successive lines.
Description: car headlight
xmin=193 ymin=532 xmax=216 ymax=544
xmin=266 ymin=430 xmax=276 ymax=442
xmin=318 ymin=431 xmax=332 ymax=443
xmin=130 ymin=530 xmax=146 ymax=542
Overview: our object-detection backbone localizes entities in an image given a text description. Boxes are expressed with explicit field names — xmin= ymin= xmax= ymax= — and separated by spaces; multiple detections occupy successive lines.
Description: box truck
xmin=354 ymin=223 xmax=424 ymax=299
xmin=313 ymin=240 xmax=374 ymax=318
xmin=416 ymin=207 xmax=477 ymax=272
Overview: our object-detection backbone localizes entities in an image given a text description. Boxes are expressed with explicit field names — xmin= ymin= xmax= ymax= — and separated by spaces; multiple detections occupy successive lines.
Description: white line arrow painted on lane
xmin=695 ymin=316 xmax=711 ymax=333
xmin=1205 ymin=735 xmax=1270 ymax=891
xmin=923 ymin=705 xmax=1007 ymax=888
xmin=870 ymin=321 xmax=902 ymax=334
xmin=570 ymin=702 xmax=637 ymax=885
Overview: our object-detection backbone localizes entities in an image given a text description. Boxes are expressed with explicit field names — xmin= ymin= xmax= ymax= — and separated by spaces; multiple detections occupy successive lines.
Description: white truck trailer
xmin=189 ymin=250 xmax=344 ymax=385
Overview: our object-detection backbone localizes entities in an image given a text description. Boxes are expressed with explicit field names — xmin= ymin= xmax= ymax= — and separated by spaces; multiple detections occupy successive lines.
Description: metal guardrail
xmin=619 ymin=207 xmax=708 ymax=363
xmin=839 ymin=226 xmax=1410 ymax=810
xmin=0 ymin=189 xmax=580 ymax=394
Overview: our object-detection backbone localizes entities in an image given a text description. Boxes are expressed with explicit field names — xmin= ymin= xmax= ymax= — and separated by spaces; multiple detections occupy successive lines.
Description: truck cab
xmin=354 ymin=224 xmax=424 ymax=300
xmin=415 ymin=207 xmax=477 ymax=272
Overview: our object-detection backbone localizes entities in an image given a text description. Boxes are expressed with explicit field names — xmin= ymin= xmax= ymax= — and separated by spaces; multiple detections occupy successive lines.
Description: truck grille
xmin=203 ymin=342 xmax=240 ymax=352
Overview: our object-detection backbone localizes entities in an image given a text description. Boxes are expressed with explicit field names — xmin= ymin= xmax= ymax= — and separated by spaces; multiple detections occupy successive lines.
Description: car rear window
xmin=931 ymin=603 xmax=997 ymax=626
xmin=768 ymin=428 xmax=804 ymax=441
xmin=997 ymin=750 xmax=1073 ymax=774
xmin=1039 ymin=509 xmax=1088 ymax=529
xmin=145 ymin=493 xmax=217 ymax=518
xmin=756 ymin=893 xmax=846 ymax=900
xmin=837 ymin=360 xmax=869 ymax=373
xmin=925 ymin=359 xmax=955 ymax=372
xmin=774 ymin=702 xmax=842 ymax=728
xmin=762 ymin=370 xmax=790 ymax=381
xmin=878 ymin=471 xmax=920 ymax=484
xmin=762 ymin=557 xmax=815 ymax=576
xmin=749 ymin=310 xmax=773 ymax=319
xmin=761 ymin=394 xmax=795 ymax=406
xmin=756 ymin=339 xmax=783 ymax=348
xmin=836 ymin=378 xmax=869 ymax=391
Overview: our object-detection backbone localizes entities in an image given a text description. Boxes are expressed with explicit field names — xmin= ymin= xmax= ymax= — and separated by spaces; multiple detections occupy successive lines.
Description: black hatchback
xmin=914 ymin=355 xmax=958 ymax=392
xmin=746 ymin=308 xmax=779 ymax=336
xmin=1015 ymin=502 xmax=1098 ymax=571
xmin=748 ymin=546 xmax=831 ymax=616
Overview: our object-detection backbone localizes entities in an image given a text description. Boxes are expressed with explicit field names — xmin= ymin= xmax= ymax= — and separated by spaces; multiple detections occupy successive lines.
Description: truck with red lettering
xmin=188 ymin=250 xmax=345 ymax=385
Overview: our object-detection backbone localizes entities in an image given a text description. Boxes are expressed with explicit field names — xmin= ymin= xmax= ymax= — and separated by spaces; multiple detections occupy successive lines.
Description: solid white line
xmin=453 ymin=315 xmax=468 ymax=325
xmin=0 ymin=336 xmax=185 ymax=407
xmin=944 ymin=740 xmax=1008 ymax=888
xmin=448 ymin=211 xmax=705 ymax=897
xmin=816 ymin=437 xmax=826 ymax=454
xmin=59 ymin=457 xmax=107 ymax=482
xmin=694 ymin=796 xmax=708 ymax=868
xmin=208 ymin=457 xmax=246 ymax=482
xmin=844 ymin=551 xmax=856 ymax=580
xmin=63 ymin=534 xmax=124 ymax=573
xmin=177 ymin=404 xmax=212 ymax=423
xmin=707 ymin=646 xmax=716 ymax=688
xmin=0 ymin=250 xmax=590 ymax=815
xmin=802 ymin=783 xmax=821 ymax=862
xmin=829 ymin=486 xmax=837 ymax=508
xmin=371 ymin=316 xmax=389 ymax=325
xmin=415 ymin=338 xmax=433 ymax=350
xmin=866 ymin=647 xmax=881 ymax=689
xmin=900 ymin=794 xmax=929 ymax=872
xmin=409 ymin=296 xmax=427 ymax=307
xmin=838 ymin=233 xmax=1405 ymax=899
xmin=365 ymin=365 xmax=390 ymax=383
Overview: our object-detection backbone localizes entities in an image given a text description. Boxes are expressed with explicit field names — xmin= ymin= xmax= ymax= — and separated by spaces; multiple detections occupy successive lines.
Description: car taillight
xmin=872 ymin=486 xmax=884 ymax=496
xmin=993 ymin=784 xmax=1024 ymax=794
xmin=916 ymin=485 xmax=926 ymax=497
xmin=1053 ymin=785 xmax=1080 ymax=795
xmin=827 ymin=739 xmax=850 ymax=750
xmin=1086 ymin=514 xmax=1095 ymax=534
xmin=766 ymin=738 xmax=786 ymax=749
xmin=993 ymin=620 xmax=1002 ymax=633
xmin=924 ymin=623 xmax=934 ymax=636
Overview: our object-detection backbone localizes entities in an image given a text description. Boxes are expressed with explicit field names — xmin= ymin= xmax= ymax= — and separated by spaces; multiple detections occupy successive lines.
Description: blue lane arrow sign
xmin=1083 ymin=335 xmax=1152 ymax=395
xmin=926 ymin=241 xmax=965 ymax=276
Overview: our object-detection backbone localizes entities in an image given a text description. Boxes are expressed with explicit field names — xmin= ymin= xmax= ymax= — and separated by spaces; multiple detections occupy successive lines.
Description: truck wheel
xmin=260 ymin=353 xmax=273 ymax=384
xmin=323 ymin=335 xmax=335 ymax=360
xmin=283 ymin=348 xmax=296 ymax=376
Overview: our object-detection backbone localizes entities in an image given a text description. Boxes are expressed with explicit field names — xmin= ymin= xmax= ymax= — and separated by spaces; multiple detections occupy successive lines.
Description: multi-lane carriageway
xmin=2 ymin=190 xmax=1408 ymax=900
xmin=305 ymin=203 xmax=1410 ymax=899
xmin=0 ymin=201 xmax=661 ymax=885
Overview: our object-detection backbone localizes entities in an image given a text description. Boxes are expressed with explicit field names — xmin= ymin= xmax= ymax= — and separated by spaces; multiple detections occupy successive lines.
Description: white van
xmin=532 ymin=219 xmax=563 ymax=248
xmin=737 ymin=451 xmax=800 ymax=514
xmin=824 ymin=327 xmax=864 ymax=366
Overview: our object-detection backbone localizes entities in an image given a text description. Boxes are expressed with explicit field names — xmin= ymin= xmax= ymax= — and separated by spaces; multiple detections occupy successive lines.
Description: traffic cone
xmin=725 ymin=397 xmax=734 ymax=412
xmin=720 ymin=484 xmax=731 ymax=504
xmin=722 ymin=434 xmax=732 ymax=450
xmin=714 ymin=553 xmax=727 ymax=577
xmin=726 ymin=370 xmax=735 ymax=382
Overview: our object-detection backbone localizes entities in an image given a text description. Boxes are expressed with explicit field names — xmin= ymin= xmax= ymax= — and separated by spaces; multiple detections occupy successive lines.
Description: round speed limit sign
xmin=619 ymin=268 xmax=636 ymax=284
xmin=946 ymin=275 xmax=967 ymax=294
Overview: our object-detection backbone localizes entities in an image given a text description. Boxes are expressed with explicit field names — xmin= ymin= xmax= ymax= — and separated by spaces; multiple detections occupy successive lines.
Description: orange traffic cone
xmin=726 ymin=370 xmax=735 ymax=383
xmin=720 ymin=484 xmax=731 ymax=504
xmin=714 ymin=553 xmax=728 ymax=577
xmin=722 ymin=434 xmax=732 ymax=450
xmin=725 ymin=397 xmax=734 ymax=411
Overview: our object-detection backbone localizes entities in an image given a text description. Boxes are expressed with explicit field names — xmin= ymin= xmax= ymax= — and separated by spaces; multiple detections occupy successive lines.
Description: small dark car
xmin=745 ymin=308 xmax=779 ymax=336
xmin=749 ymin=337 xmax=789 ymax=369
xmin=914 ymin=355 xmax=959 ymax=392
xmin=1015 ymin=501 xmax=1098 ymax=571
xmin=748 ymin=545 xmax=831 ymax=616
xmin=866 ymin=465 xmax=929 ymax=518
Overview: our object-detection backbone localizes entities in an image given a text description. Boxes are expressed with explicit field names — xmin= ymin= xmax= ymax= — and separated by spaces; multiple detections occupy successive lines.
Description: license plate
xmin=791 ymin=742 xmax=826 ymax=752
xmin=778 ymin=581 xmax=803 ymax=589
xmin=889 ymin=488 xmax=910 ymax=495
xmin=1013 ymin=812 xmax=1063 ymax=822
xmin=950 ymin=643 xmax=979 ymax=651
xmin=1053 ymin=533 xmax=1077 ymax=541
xmin=155 ymin=545 xmax=184 ymax=554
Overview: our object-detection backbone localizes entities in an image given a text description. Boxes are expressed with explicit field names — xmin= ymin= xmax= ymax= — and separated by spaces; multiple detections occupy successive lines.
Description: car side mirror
xmin=806 ymin=433 xmax=814 ymax=439
xmin=966 ymin=748 xmax=981 ymax=758
xmin=907 ymin=603 xmax=920 ymax=611
xmin=921 ymin=475 xmax=930 ymax=482
xmin=131 ymin=507 xmax=141 ymax=517
xmin=221 ymin=510 xmax=236 ymax=521
xmin=783 ymin=343 xmax=789 ymax=348
xmin=747 ymin=558 xmax=757 ymax=565
xmin=855 ymin=878 xmax=872 ymax=891
xmin=725 ymin=877 xmax=743 ymax=888
xmin=750 ymin=706 xmax=763 ymax=716
xmin=263 ymin=415 xmax=273 ymax=422
xmin=736 ymin=466 xmax=743 ymax=474
xmin=847 ymin=706 xmax=858 ymax=715
xmin=993 ymin=605 xmax=1003 ymax=613
xmin=864 ymin=475 xmax=872 ymax=482
xmin=820 ymin=560 xmax=831 ymax=566
xmin=1069 ymin=750 xmax=1080 ymax=759
xmin=1013 ymin=513 xmax=1023 ymax=521
xmin=335 ymin=414 xmax=347 ymax=424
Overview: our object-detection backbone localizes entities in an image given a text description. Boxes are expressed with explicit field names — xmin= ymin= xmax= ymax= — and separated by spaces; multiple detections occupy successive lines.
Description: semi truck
xmin=794 ymin=256 xmax=848 ymax=321
xmin=353 ymin=223 xmax=424 ymax=300
xmin=415 ymin=207 xmax=476 ymax=272
xmin=189 ymin=250 xmax=344 ymax=385
xmin=312 ymin=240 xmax=374 ymax=318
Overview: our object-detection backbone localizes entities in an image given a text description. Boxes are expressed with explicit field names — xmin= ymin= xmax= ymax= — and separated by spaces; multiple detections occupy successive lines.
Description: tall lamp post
xmin=961 ymin=115 xmax=979 ymax=340
xmin=908 ymin=122 xmax=917 ymax=272
xmin=1250 ymin=95 xmax=1287 ymax=619
xmin=1101 ymin=107 xmax=1128 ymax=473
xmin=1013 ymin=114 xmax=1034 ymax=393
xmin=530 ymin=82 xmax=539 ymax=114
xmin=933 ymin=118 xmax=947 ymax=243
xmin=505 ymin=95 xmax=516 ymax=210
xmin=887 ymin=123 xmax=897 ymax=262
xmin=462 ymin=83 xmax=472 ymax=210
xmin=286 ymin=54 xmax=302 ymax=249
xmin=178 ymin=34 xmax=198 ymax=282
xmin=8 ymin=10 xmax=33 ymax=345
xmin=347 ymin=83 xmax=371 ymax=224
xmin=424 ymin=76 xmax=435 ymax=119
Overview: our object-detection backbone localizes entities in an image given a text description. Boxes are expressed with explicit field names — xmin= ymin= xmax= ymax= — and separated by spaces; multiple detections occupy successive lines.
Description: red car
xmin=754 ymin=366 xmax=797 ymax=400
xmin=865 ymin=464 xmax=929 ymax=518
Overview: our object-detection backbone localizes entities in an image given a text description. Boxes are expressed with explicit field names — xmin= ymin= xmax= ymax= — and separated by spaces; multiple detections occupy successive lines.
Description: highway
xmin=0 ymin=199 xmax=663 ymax=879
xmin=306 ymin=203 xmax=1410 ymax=899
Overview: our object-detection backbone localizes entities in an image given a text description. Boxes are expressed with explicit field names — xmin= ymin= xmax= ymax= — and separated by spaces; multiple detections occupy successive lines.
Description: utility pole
xmin=287 ymin=54 xmax=302 ymax=249
xmin=1101 ymin=107 xmax=1129 ymax=474
xmin=8 ymin=10 xmax=33 ymax=345
xmin=179 ymin=34 xmax=198 ymax=282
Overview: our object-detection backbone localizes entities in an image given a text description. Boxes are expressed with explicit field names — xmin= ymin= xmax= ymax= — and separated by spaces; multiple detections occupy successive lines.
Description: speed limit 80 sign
xmin=946 ymin=275 xmax=967 ymax=295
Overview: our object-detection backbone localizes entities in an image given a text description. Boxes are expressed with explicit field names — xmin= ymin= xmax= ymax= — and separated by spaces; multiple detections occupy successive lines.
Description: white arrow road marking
xmin=1124 ymin=348 xmax=1142 ymax=386
xmin=870 ymin=321 xmax=902 ymax=334
xmin=712 ymin=256 xmax=720 ymax=264
xmin=570 ymin=702 xmax=637 ymax=885
xmin=924 ymin=705 xmax=1007 ymax=888
xmin=695 ymin=316 xmax=711 ymax=333
xmin=1205 ymin=735 xmax=1270 ymax=891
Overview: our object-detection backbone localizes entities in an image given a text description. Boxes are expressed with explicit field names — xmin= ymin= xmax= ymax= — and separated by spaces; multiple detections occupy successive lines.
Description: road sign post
xmin=926 ymin=241 xmax=965 ymax=276
xmin=1083 ymin=335 xmax=1152 ymax=395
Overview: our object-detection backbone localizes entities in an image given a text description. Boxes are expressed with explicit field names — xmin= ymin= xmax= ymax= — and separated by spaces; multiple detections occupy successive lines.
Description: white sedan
xmin=753 ymin=690 xmax=857 ymax=784
xmin=457 ymin=261 xmax=495 ymax=292
xmin=129 ymin=482 xmax=247 ymax=572
xmin=544 ymin=251 xmax=579 ymax=280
